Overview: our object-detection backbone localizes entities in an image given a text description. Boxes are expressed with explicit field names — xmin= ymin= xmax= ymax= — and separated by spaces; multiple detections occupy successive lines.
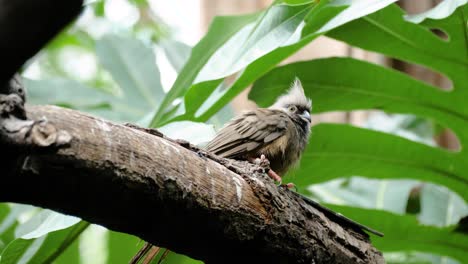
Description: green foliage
xmin=153 ymin=0 xmax=401 ymax=126
xmin=0 ymin=208 xmax=88 ymax=264
xmin=327 ymin=206 xmax=468 ymax=262
xmin=248 ymin=1 xmax=468 ymax=262
xmin=96 ymin=34 xmax=164 ymax=110
xmin=149 ymin=12 xmax=260 ymax=126
xmin=1 ymin=0 xmax=467 ymax=263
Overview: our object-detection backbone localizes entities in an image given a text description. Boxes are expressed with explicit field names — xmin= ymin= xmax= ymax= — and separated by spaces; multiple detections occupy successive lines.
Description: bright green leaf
xmin=294 ymin=124 xmax=468 ymax=201
xmin=1 ymin=220 xmax=88 ymax=264
xmin=150 ymin=12 xmax=260 ymax=127
xmin=249 ymin=57 xmax=468 ymax=142
xmin=175 ymin=0 xmax=400 ymax=124
xmin=326 ymin=205 xmax=468 ymax=262
xmin=194 ymin=4 xmax=312 ymax=83
xmin=15 ymin=210 xmax=81 ymax=240
xmin=107 ymin=231 xmax=141 ymax=263
xmin=327 ymin=3 xmax=468 ymax=87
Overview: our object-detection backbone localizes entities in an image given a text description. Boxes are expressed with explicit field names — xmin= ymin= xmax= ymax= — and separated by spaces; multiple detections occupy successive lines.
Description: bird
xmin=206 ymin=77 xmax=312 ymax=185
xmin=206 ymin=77 xmax=384 ymax=237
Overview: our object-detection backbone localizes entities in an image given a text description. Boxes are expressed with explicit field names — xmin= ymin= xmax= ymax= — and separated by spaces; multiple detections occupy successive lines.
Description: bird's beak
xmin=300 ymin=110 xmax=311 ymax=123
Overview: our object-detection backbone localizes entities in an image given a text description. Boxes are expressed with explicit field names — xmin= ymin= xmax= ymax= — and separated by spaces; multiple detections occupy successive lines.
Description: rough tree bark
xmin=0 ymin=97 xmax=384 ymax=263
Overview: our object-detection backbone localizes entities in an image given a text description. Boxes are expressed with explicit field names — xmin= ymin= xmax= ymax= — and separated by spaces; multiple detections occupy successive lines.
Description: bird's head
xmin=269 ymin=77 xmax=312 ymax=124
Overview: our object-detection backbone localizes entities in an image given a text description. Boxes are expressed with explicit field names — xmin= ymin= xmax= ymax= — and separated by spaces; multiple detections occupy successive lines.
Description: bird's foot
xmin=249 ymin=154 xmax=282 ymax=183
xmin=252 ymin=154 xmax=270 ymax=168
xmin=267 ymin=168 xmax=282 ymax=183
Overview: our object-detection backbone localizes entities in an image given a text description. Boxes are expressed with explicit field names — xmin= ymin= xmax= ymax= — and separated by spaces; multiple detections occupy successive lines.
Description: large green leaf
xmin=327 ymin=3 xmax=468 ymax=89
xmin=326 ymin=205 xmax=468 ymax=262
xmin=161 ymin=0 xmax=399 ymax=126
xmin=0 ymin=210 xmax=88 ymax=264
xmin=0 ymin=205 xmax=36 ymax=253
xmin=53 ymin=237 xmax=80 ymax=264
xmin=0 ymin=222 xmax=88 ymax=264
xmin=249 ymin=58 xmax=468 ymax=200
xmin=292 ymin=124 xmax=468 ymax=201
xmin=0 ymin=204 xmax=14 ymax=252
xmin=250 ymin=57 xmax=468 ymax=142
xmin=149 ymin=12 xmax=260 ymax=126
xmin=14 ymin=210 xmax=81 ymax=239
xmin=107 ymin=231 xmax=141 ymax=263
xmin=248 ymin=2 xmax=468 ymax=201
xmin=194 ymin=4 xmax=312 ymax=83
xmin=248 ymin=3 xmax=468 ymax=258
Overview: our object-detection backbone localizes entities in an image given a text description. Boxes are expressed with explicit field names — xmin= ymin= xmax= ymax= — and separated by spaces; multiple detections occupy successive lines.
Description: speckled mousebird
xmin=204 ymin=78 xmax=385 ymax=237
xmin=206 ymin=77 xmax=312 ymax=183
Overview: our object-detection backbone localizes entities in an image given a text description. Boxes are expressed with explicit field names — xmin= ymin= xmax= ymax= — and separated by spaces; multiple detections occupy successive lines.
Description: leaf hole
xmin=406 ymin=184 xmax=422 ymax=214
xmin=430 ymin=28 xmax=449 ymax=41
xmin=388 ymin=58 xmax=453 ymax=91
xmin=434 ymin=127 xmax=461 ymax=152
xmin=364 ymin=112 xmax=461 ymax=152
xmin=397 ymin=0 xmax=435 ymax=15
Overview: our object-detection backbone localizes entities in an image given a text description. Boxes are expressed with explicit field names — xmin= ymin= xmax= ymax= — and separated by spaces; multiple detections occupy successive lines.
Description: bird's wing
xmin=206 ymin=108 xmax=290 ymax=158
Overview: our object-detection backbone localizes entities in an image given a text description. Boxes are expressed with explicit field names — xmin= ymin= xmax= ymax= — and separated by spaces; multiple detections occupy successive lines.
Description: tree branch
xmin=0 ymin=98 xmax=384 ymax=263
xmin=0 ymin=0 xmax=83 ymax=88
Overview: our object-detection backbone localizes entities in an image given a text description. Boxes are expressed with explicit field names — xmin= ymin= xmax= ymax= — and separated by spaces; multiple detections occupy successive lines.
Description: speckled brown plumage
xmin=206 ymin=78 xmax=312 ymax=177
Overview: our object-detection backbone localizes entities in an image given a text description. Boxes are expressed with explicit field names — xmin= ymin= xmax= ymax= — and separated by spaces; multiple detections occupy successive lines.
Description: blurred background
xmin=4 ymin=0 xmax=466 ymax=263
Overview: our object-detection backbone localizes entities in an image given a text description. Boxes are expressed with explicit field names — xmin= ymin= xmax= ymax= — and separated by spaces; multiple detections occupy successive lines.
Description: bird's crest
xmin=270 ymin=77 xmax=312 ymax=110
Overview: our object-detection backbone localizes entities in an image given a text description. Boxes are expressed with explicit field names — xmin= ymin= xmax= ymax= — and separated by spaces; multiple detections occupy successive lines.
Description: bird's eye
xmin=288 ymin=105 xmax=297 ymax=112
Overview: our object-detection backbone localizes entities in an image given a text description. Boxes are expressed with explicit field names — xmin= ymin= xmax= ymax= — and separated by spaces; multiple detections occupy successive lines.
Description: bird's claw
xmin=253 ymin=154 xmax=270 ymax=168
xmin=250 ymin=155 xmax=282 ymax=183
xmin=267 ymin=168 xmax=282 ymax=183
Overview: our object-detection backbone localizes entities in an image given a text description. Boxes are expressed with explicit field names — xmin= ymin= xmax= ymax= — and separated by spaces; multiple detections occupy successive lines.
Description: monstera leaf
xmin=250 ymin=2 xmax=468 ymax=199
xmin=248 ymin=1 xmax=468 ymax=262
